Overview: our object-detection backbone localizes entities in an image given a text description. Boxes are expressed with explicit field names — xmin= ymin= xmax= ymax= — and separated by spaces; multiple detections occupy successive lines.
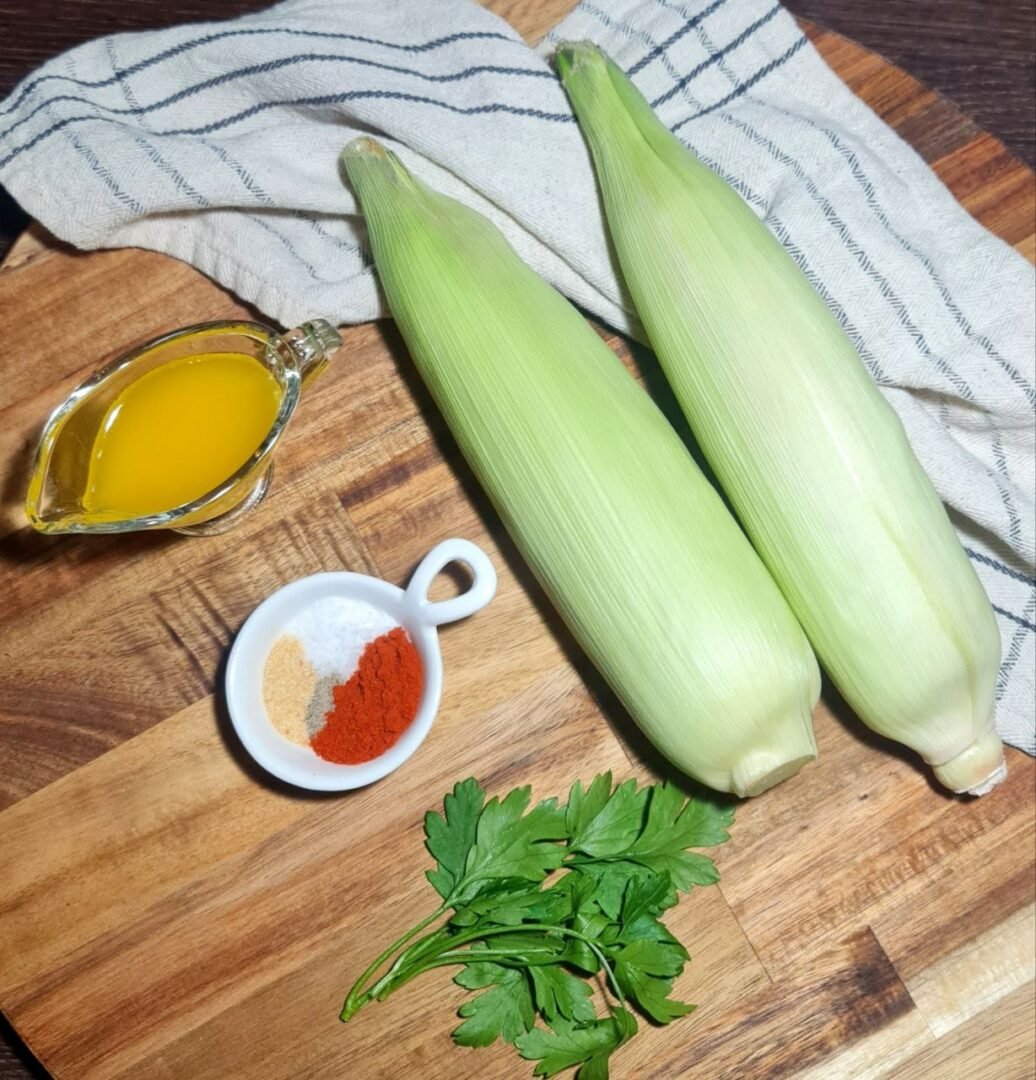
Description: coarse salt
xmin=284 ymin=596 xmax=398 ymax=679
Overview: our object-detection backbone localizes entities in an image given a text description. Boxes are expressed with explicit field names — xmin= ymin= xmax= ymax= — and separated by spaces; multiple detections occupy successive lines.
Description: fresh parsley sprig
xmin=341 ymin=773 xmax=732 ymax=1078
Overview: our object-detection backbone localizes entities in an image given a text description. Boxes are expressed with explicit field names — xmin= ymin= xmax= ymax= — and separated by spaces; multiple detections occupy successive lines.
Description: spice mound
xmin=262 ymin=597 xmax=423 ymax=764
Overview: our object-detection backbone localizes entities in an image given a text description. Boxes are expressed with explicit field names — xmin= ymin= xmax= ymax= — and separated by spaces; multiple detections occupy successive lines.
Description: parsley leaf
xmin=459 ymin=787 xmax=568 ymax=900
xmin=565 ymin=773 xmax=612 ymax=836
xmin=570 ymin=860 xmax=659 ymax=920
xmin=566 ymin=775 xmax=647 ymax=857
xmin=528 ymin=965 xmax=596 ymax=1024
xmin=451 ymin=881 xmax=572 ymax=929
xmin=425 ymin=778 xmax=485 ymax=901
xmin=562 ymin=915 xmax=613 ymax=974
xmin=620 ymin=870 xmax=676 ymax=925
xmin=613 ymin=958 xmax=695 ymax=1025
xmin=625 ymin=783 xmax=733 ymax=892
xmin=575 ymin=1054 xmax=610 ymax=1080
xmin=613 ymin=938 xmax=687 ymax=979
xmin=552 ymin=873 xmax=611 ymax=972
xmin=452 ymin=962 xmax=534 ymax=1047
xmin=515 ymin=1010 xmax=638 ymax=1078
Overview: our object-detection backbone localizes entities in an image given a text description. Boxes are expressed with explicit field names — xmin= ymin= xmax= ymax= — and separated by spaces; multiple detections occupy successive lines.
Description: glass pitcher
xmin=25 ymin=318 xmax=342 ymax=536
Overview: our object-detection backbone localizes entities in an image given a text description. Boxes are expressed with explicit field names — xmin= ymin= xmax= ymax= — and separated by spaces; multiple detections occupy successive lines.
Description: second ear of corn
xmin=343 ymin=137 xmax=819 ymax=798
xmin=556 ymin=42 xmax=1005 ymax=795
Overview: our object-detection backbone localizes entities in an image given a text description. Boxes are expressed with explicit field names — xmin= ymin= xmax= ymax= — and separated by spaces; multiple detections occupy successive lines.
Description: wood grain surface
xmin=0 ymin=4 xmax=1034 ymax=1079
xmin=783 ymin=0 xmax=1036 ymax=168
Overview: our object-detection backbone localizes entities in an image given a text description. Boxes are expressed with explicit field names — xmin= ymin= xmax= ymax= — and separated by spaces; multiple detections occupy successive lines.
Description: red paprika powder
xmin=310 ymin=626 xmax=423 ymax=764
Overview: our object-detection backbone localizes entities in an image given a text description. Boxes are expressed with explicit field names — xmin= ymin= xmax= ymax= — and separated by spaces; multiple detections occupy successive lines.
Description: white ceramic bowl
xmin=225 ymin=537 xmax=496 ymax=791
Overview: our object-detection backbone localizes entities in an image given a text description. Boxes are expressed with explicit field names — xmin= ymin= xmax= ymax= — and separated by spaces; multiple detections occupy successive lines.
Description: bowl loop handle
xmin=404 ymin=538 xmax=497 ymax=627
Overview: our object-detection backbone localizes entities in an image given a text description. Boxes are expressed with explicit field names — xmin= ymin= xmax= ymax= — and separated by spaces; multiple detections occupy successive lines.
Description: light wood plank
xmin=895 ymin=981 xmax=1036 ymax=1080
xmin=905 ymin=903 xmax=1036 ymax=1038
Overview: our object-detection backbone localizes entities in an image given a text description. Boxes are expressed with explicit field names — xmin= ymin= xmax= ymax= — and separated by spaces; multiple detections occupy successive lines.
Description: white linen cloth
xmin=1 ymin=0 xmax=1033 ymax=753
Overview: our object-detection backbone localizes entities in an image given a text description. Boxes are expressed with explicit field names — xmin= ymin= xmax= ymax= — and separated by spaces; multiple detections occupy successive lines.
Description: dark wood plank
xmin=785 ymin=1 xmax=1036 ymax=167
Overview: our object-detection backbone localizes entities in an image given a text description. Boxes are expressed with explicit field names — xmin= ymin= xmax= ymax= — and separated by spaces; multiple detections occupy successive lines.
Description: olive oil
xmin=82 ymin=352 xmax=282 ymax=520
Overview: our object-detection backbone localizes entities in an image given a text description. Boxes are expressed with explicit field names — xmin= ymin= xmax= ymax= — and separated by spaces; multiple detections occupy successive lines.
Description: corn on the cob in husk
xmin=556 ymin=43 xmax=1004 ymax=795
xmin=343 ymin=137 xmax=819 ymax=797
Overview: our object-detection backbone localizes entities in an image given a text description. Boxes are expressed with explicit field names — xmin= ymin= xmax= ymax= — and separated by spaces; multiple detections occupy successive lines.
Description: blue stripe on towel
xmin=965 ymin=548 xmax=1036 ymax=588
xmin=671 ymin=37 xmax=807 ymax=128
xmin=993 ymin=603 xmax=1036 ymax=635
xmin=0 ymin=92 xmax=574 ymax=169
xmin=61 ymin=126 xmax=145 ymax=214
xmin=0 ymin=55 xmax=555 ymax=146
xmin=781 ymin=111 xmax=1036 ymax=408
xmin=628 ymin=0 xmax=728 ymax=76
xmin=651 ymin=4 xmax=780 ymax=108
xmin=130 ymin=132 xmax=342 ymax=281
xmin=996 ymin=595 xmax=1036 ymax=699
xmin=0 ymin=27 xmax=522 ymax=118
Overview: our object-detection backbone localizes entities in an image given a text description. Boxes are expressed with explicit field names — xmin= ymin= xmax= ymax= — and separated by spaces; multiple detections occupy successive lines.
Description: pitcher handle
xmin=283 ymin=319 xmax=343 ymax=388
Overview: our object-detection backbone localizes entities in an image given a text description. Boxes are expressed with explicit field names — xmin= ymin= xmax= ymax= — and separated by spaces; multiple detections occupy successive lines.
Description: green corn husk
xmin=556 ymin=42 xmax=1005 ymax=795
xmin=343 ymin=137 xmax=819 ymax=797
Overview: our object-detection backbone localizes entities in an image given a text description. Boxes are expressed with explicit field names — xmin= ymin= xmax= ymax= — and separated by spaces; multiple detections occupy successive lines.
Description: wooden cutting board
xmin=1 ymin=4 xmax=1033 ymax=1078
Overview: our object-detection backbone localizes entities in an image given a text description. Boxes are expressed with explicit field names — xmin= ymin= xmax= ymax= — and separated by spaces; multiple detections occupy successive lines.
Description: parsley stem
xmin=362 ymin=924 xmax=454 ymax=999
xmin=392 ymin=924 xmax=453 ymax=968
xmin=372 ymin=945 xmax=559 ymax=997
xmin=363 ymin=923 xmax=626 ymax=1015
xmin=434 ymin=946 xmax=558 ymax=964
xmin=463 ymin=924 xmax=626 ymax=1013
xmin=341 ymin=903 xmax=447 ymax=1020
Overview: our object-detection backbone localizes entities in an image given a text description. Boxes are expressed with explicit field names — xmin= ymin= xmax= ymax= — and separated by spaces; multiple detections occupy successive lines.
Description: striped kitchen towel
xmin=0 ymin=0 xmax=1033 ymax=753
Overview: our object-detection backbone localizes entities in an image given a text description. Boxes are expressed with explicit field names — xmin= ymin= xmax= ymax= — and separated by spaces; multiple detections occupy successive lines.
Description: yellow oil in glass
xmin=82 ymin=352 xmax=282 ymax=519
